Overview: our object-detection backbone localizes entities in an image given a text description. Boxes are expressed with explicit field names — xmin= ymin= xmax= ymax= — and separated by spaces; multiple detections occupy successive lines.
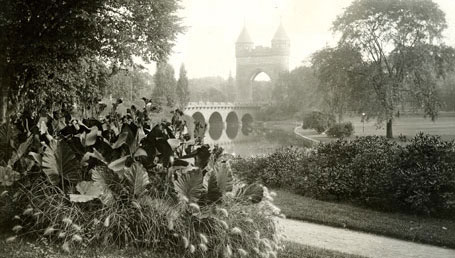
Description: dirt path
xmin=278 ymin=218 xmax=455 ymax=258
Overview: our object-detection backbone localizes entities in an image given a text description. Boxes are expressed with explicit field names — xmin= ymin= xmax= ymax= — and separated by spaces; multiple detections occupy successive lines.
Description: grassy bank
xmin=0 ymin=233 xmax=364 ymax=258
xmin=298 ymin=114 xmax=455 ymax=143
xmin=274 ymin=190 xmax=455 ymax=249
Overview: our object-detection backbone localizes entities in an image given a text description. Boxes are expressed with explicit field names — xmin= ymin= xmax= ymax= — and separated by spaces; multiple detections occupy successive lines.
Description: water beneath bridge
xmin=201 ymin=121 xmax=310 ymax=157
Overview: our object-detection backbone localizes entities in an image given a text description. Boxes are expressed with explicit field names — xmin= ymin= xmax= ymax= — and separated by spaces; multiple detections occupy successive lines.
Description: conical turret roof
xmin=236 ymin=26 xmax=253 ymax=43
xmin=272 ymin=22 xmax=289 ymax=41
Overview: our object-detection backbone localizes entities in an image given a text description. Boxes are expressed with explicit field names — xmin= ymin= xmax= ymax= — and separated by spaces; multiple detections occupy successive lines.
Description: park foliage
xmin=0 ymin=101 xmax=283 ymax=258
xmin=302 ymin=111 xmax=336 ymax=134
xmin=326 ymin=122 xmax=354 ymax=138
xmin=232 ymin=134 xmax=455 ymax=216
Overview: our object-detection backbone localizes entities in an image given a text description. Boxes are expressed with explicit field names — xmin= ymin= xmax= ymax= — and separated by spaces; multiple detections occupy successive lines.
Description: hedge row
xmin=231 ymin=133 xmax=455 ymax=216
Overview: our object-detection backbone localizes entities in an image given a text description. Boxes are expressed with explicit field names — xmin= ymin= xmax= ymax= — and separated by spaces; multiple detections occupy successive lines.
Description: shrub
xmin=393 ymin=133 xmax=455 ymax=215
xmin=231 ymin=147 xmax=312 ymax=194
xmin=302 ymin=111 xmax=336 ymax=134
xmin=234 ymin=134 xmax=455 ymax=216
xmin=326 ymin=122 xmax=354 ymax=138
xmin=307 ymin=136 xmax=399 ymax=206
xmin=0 ymin=101 xmax=283 ymax=257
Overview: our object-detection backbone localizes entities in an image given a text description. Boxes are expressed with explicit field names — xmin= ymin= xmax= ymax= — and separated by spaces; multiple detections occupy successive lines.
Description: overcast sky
xmin=144 ymin=0 xmax=455 ymax=79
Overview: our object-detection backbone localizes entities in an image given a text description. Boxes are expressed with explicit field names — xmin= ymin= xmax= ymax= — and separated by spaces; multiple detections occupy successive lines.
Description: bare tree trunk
xmin=386 ymin=119 xmax=393 ymax=138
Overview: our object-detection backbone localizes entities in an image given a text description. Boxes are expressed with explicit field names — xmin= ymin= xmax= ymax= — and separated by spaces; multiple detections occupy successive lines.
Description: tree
xmin=271 ymin=66 xmax=321 ymax=116
xmin=153 ymin=62 xmax=176 ymax=106
xmin=107 ymin=68 xmax=154 ymax=102
xmin=333 ymin=0 xmax=453 ymax=138
xmin=176 ymin=64 xmax=190 ymax=108
xmin=0 ymin=0 xmax=182 ymax=121
xmin=312 ymin=45 xmax=365 ymax=122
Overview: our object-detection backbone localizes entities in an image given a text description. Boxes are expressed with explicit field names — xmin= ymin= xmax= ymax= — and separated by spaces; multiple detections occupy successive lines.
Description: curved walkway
xmin=293 ymin=126 xmax=320 ymax=145
xmin=279 ymin=218 xmax=455 ymax=258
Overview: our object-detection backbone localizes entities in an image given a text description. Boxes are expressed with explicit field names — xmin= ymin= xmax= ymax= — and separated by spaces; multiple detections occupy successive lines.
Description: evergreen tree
xmin=153 ymin=62 xmax=176 ymax=106
xmin=176 ymin=64 xmax=190 ymax=108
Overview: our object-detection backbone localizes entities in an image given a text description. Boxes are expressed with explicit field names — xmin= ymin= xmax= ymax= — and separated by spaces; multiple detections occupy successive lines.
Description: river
xmin=201 ymin=121 xmax=311 ymax=157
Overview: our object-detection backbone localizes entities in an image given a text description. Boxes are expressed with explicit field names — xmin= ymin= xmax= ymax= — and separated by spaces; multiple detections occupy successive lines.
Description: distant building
xmin=235 ymin=22 xmax=290 ymax=102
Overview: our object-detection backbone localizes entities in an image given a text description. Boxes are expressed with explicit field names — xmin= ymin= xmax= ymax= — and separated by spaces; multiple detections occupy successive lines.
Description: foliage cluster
xmin=326 ymin=122 xmax=354 ymax=138
xmin=0 ymin=0 xmax=182 ymax=122
xmin=232 ymin=134 xmax=455 ymax=216
xmin=0 ymin=101 xmax=283 ymax=257
xmin=302 ymin=111 xmax=336 ymax=134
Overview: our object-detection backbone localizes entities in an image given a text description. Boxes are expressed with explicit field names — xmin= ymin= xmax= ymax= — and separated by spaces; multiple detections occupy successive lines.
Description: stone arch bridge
xmin=183 ymin=102 xmax=261 ymax=144
xmin=184 ymin=101 xmax=260 ymax=127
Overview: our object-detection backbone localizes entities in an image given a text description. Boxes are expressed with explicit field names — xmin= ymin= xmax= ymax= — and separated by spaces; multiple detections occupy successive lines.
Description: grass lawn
xmin=299 ymin=114 xmax=455 ymax=143
xmin=274 ymin=190 xmax=455 ymax=249
xmin=0 ymin=233 xmax=364 ymax=258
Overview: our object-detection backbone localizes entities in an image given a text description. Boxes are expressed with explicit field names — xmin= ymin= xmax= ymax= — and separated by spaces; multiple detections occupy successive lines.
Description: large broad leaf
xmin=69 ymin=181 xmax=104 ymax=203
xmin=8 ymin=136 xmax=33 ymax=167
xmin=174 ymin=169 xmax=204 ymax=203
xmin=111 ymin=132 xmax=128 ymax=149
xmin=91 ymin=168 xmax=115 ymax=205
xmin=167 ymin=139 xmax=180 ymax=150
xmin=42 ymin=139 xmax=81 ymax=185
xmin=81 ymin=149 xmax=107 ymax=166
xmin=234 ymin=183 xmax=264 ymax=204
xmin=108 ymin=156 xmax=128 ymax=172
xmin=215 ymin=163 xmax=233 ymax=193
xmin=29 ymin=152 xmax=42 ymax=166
xmin=206 ymin=171 xmax=222 ymax=204
xmin=0 ymin=166 xmax=20 ymax=186
xmin=124 ymin=163 xmax=150 ymax=198
xmin=80 ymin=126 xmax=98 ymax=147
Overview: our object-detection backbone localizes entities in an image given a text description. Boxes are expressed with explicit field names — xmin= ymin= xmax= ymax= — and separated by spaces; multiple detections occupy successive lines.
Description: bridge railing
xmin=184 ymin=101 xmax=266 ymax=109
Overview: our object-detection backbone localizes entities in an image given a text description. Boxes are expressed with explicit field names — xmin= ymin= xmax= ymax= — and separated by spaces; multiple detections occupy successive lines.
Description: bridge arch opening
xmin=251 ymin=71 xmax=273 ymax=102
xmin=208 ymin=112 xmax=223 ymax=140
xmin=192 ymin=112 xmax=207 ymax=140
xmin=241 ymin=113 xmax=254 ymax=136
xmin=192 ymin=112 xmax=205 ymax=124
xmin=226 ymin=112 xmax=239 ymax=140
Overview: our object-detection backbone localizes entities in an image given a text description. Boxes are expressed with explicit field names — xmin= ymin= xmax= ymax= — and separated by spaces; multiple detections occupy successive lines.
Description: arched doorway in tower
xmin=208 ymin=112 xmax=223 ymax=140
xmin=241 ymin=113 xmax=254 ymax=136
xmin=251 ymin=71 xmax=273 ymax=102
xmin=225 ymin=111 xmax=239 ymax=139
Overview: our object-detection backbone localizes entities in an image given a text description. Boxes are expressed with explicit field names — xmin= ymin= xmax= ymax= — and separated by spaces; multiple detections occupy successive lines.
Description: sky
xmin=143 ymin=0 xmax=455 ymax=79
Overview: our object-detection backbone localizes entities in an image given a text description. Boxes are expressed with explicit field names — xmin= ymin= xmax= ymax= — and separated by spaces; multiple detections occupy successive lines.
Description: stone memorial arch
xmin=235 ymin=22 xmax=290 ymax=102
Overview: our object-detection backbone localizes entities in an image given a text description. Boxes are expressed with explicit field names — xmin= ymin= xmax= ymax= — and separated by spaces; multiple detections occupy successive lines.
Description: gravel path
xmin=278 ymin=218 xmax=455 ymax=258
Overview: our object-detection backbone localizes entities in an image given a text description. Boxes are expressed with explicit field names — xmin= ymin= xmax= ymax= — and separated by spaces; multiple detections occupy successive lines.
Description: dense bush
xmin=326 ymin=122 xmax=354 ymax=138
xmin=302 ymin=111 xmax=336 ymax=134
xmin=393 ymin=133 xmax=455 ymax=215
xmin=0 ymin=101 xmax=283 ymax=257
xmin=233 ymin=135 xmax=455 ymax=216
xmin=231 ymin=147 xmax=312 ymax=192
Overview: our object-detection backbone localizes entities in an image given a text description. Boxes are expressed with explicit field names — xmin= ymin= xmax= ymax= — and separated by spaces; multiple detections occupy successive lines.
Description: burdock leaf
xmin=174 ymin=169 xmax=204 ymax=203
xmin=206 ymin=171 xmax=222 ymax=204
xmin=42 ymin=139 xmax=81 ymax=185
xmin=124 ymin=163 xmax=150 ymax=197
xmin=215 ymin=163 xmax=233 ymax=193
xmin=69 ymin=181 xmax=104 ymax=203
xmin=108 ymin=156 xmax=128 ymax=172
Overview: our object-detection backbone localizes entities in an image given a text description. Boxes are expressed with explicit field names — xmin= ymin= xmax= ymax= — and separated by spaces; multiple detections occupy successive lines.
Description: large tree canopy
xmin=0 ymin=0 xmax=182 ymax=120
